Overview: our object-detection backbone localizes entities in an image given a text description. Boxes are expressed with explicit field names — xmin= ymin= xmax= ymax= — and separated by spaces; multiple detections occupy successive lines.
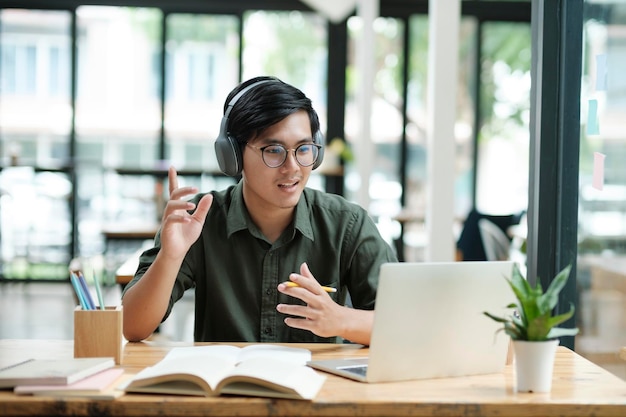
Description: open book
xmin=120 ymin=344 xmax=326 ymax=400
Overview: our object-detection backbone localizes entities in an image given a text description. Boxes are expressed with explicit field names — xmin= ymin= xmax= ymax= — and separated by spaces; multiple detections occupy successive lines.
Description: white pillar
xmin=354 ymin=0 xmax=377 ymax=209
xmin=425 ymin=0 xmax=460 ymax=261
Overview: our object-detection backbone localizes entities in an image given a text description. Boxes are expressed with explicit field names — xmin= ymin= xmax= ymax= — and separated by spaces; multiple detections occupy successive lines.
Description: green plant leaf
xmin=504 ymin=321 xmax=524 ymax=339
xmin=547 ymin=326 xmax=580 ymax=339
xmin=526 ymin=314 xmax=552 ymax=340
xmin=483 ymin=312 xmax=508 ymax=323
xmin=544 ymin=303 xmax=576 ymax=329
xmin=483 ymin=263 xmax=578 ymax=341
xmin=537 ymin=264 xmax=572 ymax=313
xmin=507 ymin=267 xmax=541 ymax=327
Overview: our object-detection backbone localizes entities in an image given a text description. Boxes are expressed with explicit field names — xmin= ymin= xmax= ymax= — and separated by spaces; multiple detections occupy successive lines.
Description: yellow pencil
xmin=281 ymin=281 xmax=337 ymax=293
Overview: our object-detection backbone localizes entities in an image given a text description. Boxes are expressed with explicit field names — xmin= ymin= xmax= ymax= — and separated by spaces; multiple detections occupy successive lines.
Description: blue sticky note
xmin=587 ymin=99 xmax=599 ymax=135
xmin=596 ymin=54 xmax=607 ymax=91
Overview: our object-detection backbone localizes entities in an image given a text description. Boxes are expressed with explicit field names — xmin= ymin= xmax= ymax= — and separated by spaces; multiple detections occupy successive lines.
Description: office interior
xmin=0 ymin=0 xmax=624 ymax=380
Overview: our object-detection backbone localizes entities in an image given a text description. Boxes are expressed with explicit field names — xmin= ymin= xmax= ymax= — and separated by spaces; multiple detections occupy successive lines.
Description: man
xmin=122 ymin=76 xmax=397 ymax=345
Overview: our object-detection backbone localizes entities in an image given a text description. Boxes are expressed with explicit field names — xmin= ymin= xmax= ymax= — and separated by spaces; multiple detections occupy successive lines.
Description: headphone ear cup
xmin=214 ymin=116 xmax=243 ymax=176
xmin=312 ymin=130 xmax=324 ymax=170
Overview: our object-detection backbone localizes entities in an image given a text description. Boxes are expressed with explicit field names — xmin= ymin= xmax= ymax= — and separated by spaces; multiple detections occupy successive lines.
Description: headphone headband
xmin=223 ymin=79 xmax=275 ymax=121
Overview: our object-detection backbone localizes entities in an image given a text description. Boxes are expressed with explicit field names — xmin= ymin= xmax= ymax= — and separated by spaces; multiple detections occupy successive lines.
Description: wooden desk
xmin=1 ymin=340 xmax=625 ymax=417
xmin=102 ymin=224 xmax=157 ymax=285
xmin=115 ymin=248 xmax=144 ymax=285
xmin=102 ymin=223 xmax=159 ymax=242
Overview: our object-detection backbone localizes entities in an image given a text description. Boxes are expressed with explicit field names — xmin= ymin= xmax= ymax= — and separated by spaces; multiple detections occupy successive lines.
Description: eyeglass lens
xmin=262 ymin=144 xmax=319 ymax=168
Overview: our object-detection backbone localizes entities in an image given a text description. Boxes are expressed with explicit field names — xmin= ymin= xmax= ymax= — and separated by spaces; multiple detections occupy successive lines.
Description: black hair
xmin=224 ymin=76 xmax=321 ymax=145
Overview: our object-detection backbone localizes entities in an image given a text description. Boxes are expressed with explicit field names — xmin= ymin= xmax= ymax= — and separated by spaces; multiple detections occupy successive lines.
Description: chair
xmin=456 ymin=208 xmax=523 ymax=261
xmin=478 ymin=218 xmax=511 ymax=261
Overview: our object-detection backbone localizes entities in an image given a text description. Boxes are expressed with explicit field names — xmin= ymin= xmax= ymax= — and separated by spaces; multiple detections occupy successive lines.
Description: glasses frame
xmin=246 ymin=142 xmax=322 ymax=168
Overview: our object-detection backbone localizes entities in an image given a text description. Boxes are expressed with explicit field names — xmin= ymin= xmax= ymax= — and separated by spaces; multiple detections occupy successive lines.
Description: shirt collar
xmin=293 ymin=191 xmax=314 ymax=241
xmin=226 ymin=181 xmax=249 ymax=237
xmin=226 ymin=182 xmax=315 ymax=242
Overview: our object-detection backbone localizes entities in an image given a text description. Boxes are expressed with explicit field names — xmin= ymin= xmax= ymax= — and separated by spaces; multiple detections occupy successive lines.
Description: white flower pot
xmin=513 ymin=339 xmax=559 ymax=393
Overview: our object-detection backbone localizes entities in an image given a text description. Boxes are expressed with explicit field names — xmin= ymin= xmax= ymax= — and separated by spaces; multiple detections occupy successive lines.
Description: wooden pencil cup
xmin=74 ymin=305 xmax=123 ymax=364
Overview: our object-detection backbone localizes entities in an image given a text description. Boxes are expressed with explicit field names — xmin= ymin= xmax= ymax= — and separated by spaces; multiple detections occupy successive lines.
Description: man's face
xmin=241 ymin=110 xmax=315 ymax=213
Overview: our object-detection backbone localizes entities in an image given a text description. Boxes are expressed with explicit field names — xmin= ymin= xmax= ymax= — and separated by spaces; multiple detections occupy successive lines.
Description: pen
xmin=69 ymin=272 xmax=89 ymax=310
xmin=77 ymin=272 xmax=96 ymax=310
xmin=281 ymin=281 xmax=337 ymax=293
xmin=93 ymin=269 xmax=106 ymax=311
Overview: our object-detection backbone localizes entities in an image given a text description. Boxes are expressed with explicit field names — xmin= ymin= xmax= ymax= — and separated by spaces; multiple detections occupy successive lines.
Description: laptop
xmin=307 ymin=261 xmax=515 ymax=383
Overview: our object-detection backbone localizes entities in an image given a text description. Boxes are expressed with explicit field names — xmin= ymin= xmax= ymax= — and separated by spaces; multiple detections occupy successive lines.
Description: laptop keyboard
xmin=338 ymin=364 xmax=368 ymax=377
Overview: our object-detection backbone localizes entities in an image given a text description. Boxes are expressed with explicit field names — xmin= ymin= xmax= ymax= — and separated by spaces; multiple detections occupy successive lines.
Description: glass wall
xmin=0 ymin=5 xmax=329 ymax=282
xmin=162 ymin=13 xmax=240 ymax=226
xmin=346 ymin=13 xmax=531 ymax=261
xmin=0 ymin=9 xmax=73 ymax=279
xmin=576 ymin=0 xmax=626 ymax=380
xmin=0 ymin=2 xmax=532 ymax=282
xmin=241 ymin=10 xmax=328 ymax=192
xmin=345 ymin=16 xmax=405 ymax=249
xmin=164 ymin=13 xmax=239 ymax=173
xmin=475 ymin=22 xmax=531 ymax=217
xmin=75 ymin=6 xmax=162 ymax=262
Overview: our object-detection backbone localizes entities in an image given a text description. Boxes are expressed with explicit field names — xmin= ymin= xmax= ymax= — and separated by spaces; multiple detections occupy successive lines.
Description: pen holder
xmin=74 ymin=305 xmax=123 ymax=365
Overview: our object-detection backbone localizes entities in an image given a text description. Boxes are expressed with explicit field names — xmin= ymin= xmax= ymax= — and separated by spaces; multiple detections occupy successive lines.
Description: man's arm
xmin=121 ymin=251 xmax=186 ymax=342
xmin=122 ymin=167 xmax=212 ymax=342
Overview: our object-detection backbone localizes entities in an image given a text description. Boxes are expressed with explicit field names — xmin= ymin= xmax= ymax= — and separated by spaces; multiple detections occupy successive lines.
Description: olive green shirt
xmin=125 ymin=181 xmax=397 ymax=343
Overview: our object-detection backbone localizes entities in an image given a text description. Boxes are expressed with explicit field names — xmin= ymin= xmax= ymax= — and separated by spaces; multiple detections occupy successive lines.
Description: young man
xmin=122 ymin=76 xmax=397 ymax=345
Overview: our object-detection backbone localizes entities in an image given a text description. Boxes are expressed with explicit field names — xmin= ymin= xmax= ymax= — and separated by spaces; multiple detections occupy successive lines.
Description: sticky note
xmin=587 ymin=99 xmax=599 ymax=135
xmin=596 ymin=54 xmax=607 ymax=91
xmin=593 ymin=152 xmax=605 ymax=191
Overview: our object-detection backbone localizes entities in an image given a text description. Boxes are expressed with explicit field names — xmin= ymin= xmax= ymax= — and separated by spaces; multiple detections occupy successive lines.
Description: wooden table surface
xmin=102 ymin=224 xmax=159 ymax=241
xmin=115 ymin=248 xmax=144 ymax=285
xmin=1 ymin=339 xmax=625 ymax=417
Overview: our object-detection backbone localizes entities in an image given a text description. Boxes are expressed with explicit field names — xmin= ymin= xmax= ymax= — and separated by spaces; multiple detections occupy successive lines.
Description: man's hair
xmin=224 ymin=76 xmax=321 ymax=145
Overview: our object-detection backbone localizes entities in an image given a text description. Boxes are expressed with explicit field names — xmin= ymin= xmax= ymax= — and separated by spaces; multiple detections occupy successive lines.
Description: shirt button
xmin=264 ymin=327 xmax=272 ymax=335
xmin=265 ymin=288 xmax=272 ymax=295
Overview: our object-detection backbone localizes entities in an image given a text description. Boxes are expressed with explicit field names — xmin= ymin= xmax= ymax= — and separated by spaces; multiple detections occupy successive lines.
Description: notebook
xmin=308 ymin=261 xmax=515 ymax=383
xmin=0 ymin=357 xmax=116 ymax=388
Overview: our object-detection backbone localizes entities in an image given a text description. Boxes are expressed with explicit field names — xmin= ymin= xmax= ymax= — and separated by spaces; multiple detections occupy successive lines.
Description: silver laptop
xmin=308 ymin=261 xmax=515 ymax=383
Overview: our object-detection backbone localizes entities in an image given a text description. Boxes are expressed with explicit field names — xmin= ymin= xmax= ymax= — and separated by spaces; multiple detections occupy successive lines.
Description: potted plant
xmin=319 ymin=137 xmax=353 ymax=174
xmin=484 ymin=263 xmax=579 ymax=392
xmin=327 ymin=137 xmax=354 ymax=164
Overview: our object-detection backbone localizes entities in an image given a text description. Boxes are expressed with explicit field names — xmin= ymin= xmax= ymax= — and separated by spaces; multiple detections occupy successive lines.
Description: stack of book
xmin=0 ymin=357 xmax=126 ymax=399
xmin=2 ymin=345 xmax=327 ymax=401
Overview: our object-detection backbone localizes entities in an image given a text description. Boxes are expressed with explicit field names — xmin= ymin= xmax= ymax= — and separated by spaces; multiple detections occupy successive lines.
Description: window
xmin=576 ymin=2 xmax=626 ymax=375
xmin=0 ymin=9 xmax=72 ymax=280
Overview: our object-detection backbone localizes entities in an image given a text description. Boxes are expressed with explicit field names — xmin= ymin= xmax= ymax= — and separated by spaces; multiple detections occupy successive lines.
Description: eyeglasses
xmin=246 ymin=143 xmax=322 ymax=168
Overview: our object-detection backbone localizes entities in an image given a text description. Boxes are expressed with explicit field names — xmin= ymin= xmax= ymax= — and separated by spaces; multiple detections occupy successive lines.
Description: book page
xmin=237 ymin=345 xmax=311 ymax=365
xmin=165 ymin=344 xmax=311 ymax=365
xmin=164 ymin=345 xmax=241 ymax=361
xmin=124 ymin=355 xmax=237 ymax=394
xmin=217 ymin=357 xmax=326 ymax=400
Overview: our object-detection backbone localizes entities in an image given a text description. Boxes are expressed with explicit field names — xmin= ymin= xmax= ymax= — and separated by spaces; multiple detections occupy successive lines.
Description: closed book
xmin=0 ymin=357 xmax=115 ymax=388
xmin=14 ymin=367 xmax=126 ymax=399
xmin=120 ymin=344 xmax=326 ymax=400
